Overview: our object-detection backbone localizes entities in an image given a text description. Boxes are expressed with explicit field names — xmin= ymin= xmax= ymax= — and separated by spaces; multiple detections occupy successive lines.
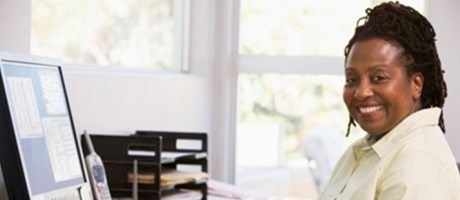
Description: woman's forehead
xmin=346 ymin=38 xmax=405 ymax=66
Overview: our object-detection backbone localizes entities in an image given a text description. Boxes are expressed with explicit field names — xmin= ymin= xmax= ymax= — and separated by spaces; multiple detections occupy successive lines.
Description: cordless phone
xmin=84 ymin=131 xmax=112 ymax=200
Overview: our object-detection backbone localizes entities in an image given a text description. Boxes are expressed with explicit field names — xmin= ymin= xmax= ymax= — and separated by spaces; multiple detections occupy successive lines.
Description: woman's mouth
xmin=358 ymin=105 xmax=383 ymax=116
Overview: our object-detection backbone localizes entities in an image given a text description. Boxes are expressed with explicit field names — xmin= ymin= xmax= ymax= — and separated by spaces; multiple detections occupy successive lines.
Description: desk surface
xmin=208 ymin=195 xmax=315 ymax=200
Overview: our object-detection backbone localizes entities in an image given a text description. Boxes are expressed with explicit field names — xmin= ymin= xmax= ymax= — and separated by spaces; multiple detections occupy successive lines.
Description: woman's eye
xmin=372 ymin=75 xmax=386 ymax=82
xmin=346 ymin=77 xmax=357 ymax=84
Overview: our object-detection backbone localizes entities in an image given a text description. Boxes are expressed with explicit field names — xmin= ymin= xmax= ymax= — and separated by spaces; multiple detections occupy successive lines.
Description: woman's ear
xmin=412 ymin=72 xmax=423 ymax=101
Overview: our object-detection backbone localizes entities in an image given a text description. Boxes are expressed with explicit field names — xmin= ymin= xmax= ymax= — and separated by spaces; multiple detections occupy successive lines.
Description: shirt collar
xmin=352 ymin=107 xmax=442 ymax=159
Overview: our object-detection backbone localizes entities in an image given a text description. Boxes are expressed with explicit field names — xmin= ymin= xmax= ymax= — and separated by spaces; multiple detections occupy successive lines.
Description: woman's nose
xmin=354 ymin=81 xmax=373 ymax=100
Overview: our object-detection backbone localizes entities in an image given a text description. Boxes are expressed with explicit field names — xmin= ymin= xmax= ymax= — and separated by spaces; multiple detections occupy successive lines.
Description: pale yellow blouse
xmin=320 ymin=108 xmax=460 ymax=200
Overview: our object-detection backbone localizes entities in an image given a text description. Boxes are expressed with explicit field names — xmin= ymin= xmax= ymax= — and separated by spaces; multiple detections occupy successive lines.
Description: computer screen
xmin=0 ymin=52 xmax=92 ymax=200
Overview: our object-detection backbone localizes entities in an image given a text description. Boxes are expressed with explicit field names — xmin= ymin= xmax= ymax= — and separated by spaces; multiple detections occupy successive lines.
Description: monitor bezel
xmin=0 ymin=51 xmax=91 ymax=200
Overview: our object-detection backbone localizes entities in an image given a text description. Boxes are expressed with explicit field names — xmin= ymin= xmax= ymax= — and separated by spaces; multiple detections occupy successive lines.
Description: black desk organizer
xmin=81 ymin=131 xmax=208 ymax=200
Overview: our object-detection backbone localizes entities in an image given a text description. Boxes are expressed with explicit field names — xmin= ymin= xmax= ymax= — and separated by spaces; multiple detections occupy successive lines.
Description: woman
xmin=320 ymin=2 xmax=460 ymax=199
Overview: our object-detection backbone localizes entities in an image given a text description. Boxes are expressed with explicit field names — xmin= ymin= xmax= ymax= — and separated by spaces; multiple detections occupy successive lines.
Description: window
xmin=236 ymin=74 xmax=365 ymax=197
xmin=235 ymin=0 xmax=426 ymax=198
xmin=31 ymin=0 xmax=189 ymax=70
xmin=239 ymin=0 xmax=425 ymax=57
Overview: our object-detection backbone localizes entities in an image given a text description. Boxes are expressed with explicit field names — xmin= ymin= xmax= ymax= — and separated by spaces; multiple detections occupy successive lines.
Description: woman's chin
xmin=361 ymin=126 xmax=387 ymax=137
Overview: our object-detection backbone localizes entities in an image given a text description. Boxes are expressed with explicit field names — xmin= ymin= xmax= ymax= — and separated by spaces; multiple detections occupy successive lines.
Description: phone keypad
xmin=97 ymin=184 xmax=112 ymax=200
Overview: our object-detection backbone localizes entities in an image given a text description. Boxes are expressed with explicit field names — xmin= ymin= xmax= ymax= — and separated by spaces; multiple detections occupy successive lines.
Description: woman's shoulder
xmin=397 ymin=123 xmax=452 ymax=157
xmin=383 ymin=125 xmax=458 ymax=174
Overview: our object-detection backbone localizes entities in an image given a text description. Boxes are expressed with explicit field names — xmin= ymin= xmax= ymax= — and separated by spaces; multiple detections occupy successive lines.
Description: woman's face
xmin=343 ymin=38 xmax=423 ymax=138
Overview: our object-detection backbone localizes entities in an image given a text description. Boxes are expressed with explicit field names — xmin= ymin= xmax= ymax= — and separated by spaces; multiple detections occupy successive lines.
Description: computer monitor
xmin=0 ymin=51 xmax=92 ymax=200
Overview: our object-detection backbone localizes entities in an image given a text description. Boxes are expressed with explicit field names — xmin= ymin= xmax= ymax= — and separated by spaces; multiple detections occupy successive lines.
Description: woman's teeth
xmin=359 ymin=106 xmax=383 ymax=113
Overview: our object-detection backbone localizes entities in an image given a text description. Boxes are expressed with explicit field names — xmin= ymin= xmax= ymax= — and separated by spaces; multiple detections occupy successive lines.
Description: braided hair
xmin=344 ymin=1 xmax=447 ymax=137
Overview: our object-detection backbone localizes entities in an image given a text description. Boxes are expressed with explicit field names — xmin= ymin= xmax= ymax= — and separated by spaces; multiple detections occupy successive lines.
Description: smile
xmin=358 ymin=105 xmax=383 ymax=114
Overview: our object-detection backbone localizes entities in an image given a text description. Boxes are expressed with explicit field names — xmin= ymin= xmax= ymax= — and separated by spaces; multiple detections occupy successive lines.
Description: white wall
xmin=0 ymin=0 xmax=30 ymax=53
xmin=428 ymin=0 xmax=460 ymax=161
xmin=64 ymin=68 xmax=210 ymax=136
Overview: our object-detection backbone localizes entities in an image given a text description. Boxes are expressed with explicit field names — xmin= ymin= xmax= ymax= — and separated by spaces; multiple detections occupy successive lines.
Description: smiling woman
xmin=343 ymin=38 xmax=423 ymax=140
xmin=320 ymin=2 xmax=460 ymax=200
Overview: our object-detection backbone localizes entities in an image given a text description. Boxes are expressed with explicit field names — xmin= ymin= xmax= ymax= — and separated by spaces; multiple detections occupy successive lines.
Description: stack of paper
xmin=161 ymin=189 xmax=203 ymax=200
xmin=207 ymin=179 xmax=270 ymax=200
xmin=127 ymin=168 xmax=208 ymax=186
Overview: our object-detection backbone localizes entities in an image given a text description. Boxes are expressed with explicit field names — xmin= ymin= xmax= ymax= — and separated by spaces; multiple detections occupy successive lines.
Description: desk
xmin=207 ymin=179 xmax=315 ymax=200
xmin=208 ymin=196 xmax=233 ymax=200
xmin=208 ymin=196 xmax=315 ymax=200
